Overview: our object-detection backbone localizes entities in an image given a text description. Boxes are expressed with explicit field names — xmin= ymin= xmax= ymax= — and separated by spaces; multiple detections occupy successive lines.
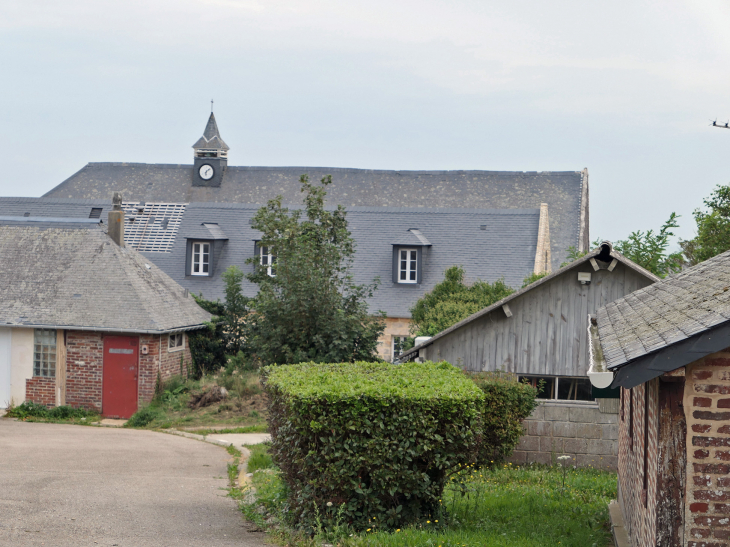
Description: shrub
xmin=6 ymin=402 xmax=97 ymax=420
xmin=263 ymin=361 xmax=484 ymax=533
xmin=125 ymin=405 xmax=163 ymax=428
xmin=470 ymin=371 xmax=539 ymax=465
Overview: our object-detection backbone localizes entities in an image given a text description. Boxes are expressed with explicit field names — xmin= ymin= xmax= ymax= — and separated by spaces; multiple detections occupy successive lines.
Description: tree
xmin=221 ymin=265 xmax=249 ymax=355
xmin=409 ymin=266 xmax=514 ymax=338
xmin=607 ymin=213 xmax=683 ymax=278
xmin=521 ymin=271 xmax=548 ymax=287
xmin=680 ymin=185 xmax=730 ymax=266
xmin=244 ymin=174 xmax=385 ymax=365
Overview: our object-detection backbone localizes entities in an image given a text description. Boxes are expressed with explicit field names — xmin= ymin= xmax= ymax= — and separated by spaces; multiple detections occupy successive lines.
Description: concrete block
xmin=509 ymin=450 xmax=527 ymax=464
xmin=516 ymin=435 xmax=540 ymax=452
xmin=526 ymin=451 xmax=552 ymax=465
xmin=602 ymin=423 xmax=619 ymax=441
xmin=564 ymin=438 xmax=588 ymax=454
xmin=528 ymin=404 xmax=544 ymax=421
xmin=586 ymin=439 xmax=617 ymax=456
xmin=527 ymin=420 xmax=552 ymax=436
xmin=541 ymin=436 xmax=563 ymax=453
xmin=576 ymin=423 xmax=603 ymax=439
xmin=544 ymin=404 xmax=570 ymax=422
xmin=576 ymin=453 xmax=604 ymax=468
xmin=600 ymin=455 xmax=618 ymax=470
xmin=568 ymin=406 xmax=602 ymax=423
xmin=552 ymin=421 xmax=577 ymax=438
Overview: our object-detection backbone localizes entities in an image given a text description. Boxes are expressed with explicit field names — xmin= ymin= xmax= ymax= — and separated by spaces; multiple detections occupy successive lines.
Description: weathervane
xmin=211 ymin=99 xmax=214 ymax=113
xmin=711 ymin=118 xmax=729 ymax=129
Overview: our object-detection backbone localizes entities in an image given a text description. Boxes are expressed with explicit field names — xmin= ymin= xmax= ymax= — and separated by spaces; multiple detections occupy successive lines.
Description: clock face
xmin=199 ymin=164 xmax=214 ymax=180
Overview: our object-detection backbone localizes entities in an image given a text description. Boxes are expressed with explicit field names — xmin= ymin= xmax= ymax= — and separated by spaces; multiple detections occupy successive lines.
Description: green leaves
xmin=264 ymin=361 xmax=484 ymax=533
xmin=409 ymin=266 xmax=514 ymax=338
xmin=611 ymin=212 xmax=682 ymax=278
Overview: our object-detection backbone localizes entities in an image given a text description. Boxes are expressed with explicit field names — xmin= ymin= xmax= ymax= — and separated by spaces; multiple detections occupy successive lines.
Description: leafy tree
xmin=188 ymin=294 xmax=226 ymax=378
xmin=221 ymin=265 xmax=249 ymax=355
xmin=409 ymin=266 xmax=514 ymax=338
xmin=680 ymin=185 xmax=730 ymax=266
xmin=521 ymin=271 xmax=548 ymax=287
xmin=611 ymin=212 xmax=683 ymax=277
xmin=560 ymin=245 xmax=589 ymax=268
xmin=244 ymin=174 xmax=385 ymax=365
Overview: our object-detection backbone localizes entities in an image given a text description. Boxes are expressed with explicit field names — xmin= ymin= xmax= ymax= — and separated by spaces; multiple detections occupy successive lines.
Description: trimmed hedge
xmin=263 ymin=361 xmax=484 ymax=532
xmin=471 ymin=372 xmax=540 ymax=465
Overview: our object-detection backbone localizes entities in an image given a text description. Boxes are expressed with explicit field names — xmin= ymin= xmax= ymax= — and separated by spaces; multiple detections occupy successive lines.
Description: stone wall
xmin=378 ymin=316 xmax=412 ymax=361
xmin=510 ymin=401 xmax=618 ymax=470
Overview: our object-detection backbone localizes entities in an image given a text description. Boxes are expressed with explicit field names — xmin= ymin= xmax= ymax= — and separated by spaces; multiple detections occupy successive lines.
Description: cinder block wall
xmin=510 ymin=401 xmax=618 ymax=470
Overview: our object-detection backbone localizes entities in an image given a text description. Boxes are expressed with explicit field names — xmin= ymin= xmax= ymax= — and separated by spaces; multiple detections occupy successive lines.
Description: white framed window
xmin=168 ymin=333 xmax=184 ymax=352
xmin=398 ymin=248 xmax=418 ymax=283
xmin=517 ymin=375 xmax=594 ymax=402
xmin=34 ymin=329 xmax=57 ymax=377
xmin=191 ymin=241 xmax=210 ymax=276
xmin=260 ymin=246 xmax=276 ymax=277
xmin=392 ymin=335 xmax=408 ymax=362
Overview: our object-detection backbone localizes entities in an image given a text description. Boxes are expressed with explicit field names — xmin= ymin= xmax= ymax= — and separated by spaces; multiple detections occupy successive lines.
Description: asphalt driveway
xmin=0 ymin=420 xmax=267 ymax=547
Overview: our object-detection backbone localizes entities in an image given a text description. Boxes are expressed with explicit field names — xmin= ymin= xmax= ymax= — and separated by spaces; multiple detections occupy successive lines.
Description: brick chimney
xmin=108 ymin=192 xmax=125 ymax=247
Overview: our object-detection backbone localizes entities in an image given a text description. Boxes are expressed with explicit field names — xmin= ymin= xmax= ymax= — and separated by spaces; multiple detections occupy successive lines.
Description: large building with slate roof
xmin=0 ymin=215 xmax=211 ymax=418
xmin=42 ymin=113 xmax=591 ymax=272
xmin=589 ymin=249 xmax=730 ymax=546
xmin=0 ymin=196 xmax=550 ymax=361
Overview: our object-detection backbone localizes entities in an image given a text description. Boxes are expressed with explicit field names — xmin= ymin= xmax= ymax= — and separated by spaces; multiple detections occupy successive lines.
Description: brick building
xmin=0 ymin=201 xmax=210 ymax=418
xmin=590 ymin=248 xmax=730 ymax=546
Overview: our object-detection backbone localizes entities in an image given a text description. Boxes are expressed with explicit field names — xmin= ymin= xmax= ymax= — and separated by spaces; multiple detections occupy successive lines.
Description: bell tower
xmin=192 ymin=110 xmax=229 ymax=188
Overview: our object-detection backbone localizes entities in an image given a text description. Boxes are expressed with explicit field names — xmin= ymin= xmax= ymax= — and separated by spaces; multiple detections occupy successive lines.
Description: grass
xmin=124 ymin=371 xmax=269 ymax=430
xmin=5 ymin=401 xmax=99 ymax=424
xmin=245 ymin=442 xmax=274 ymax=473
xmin=237 ymin=444 xmax=616 ymax=547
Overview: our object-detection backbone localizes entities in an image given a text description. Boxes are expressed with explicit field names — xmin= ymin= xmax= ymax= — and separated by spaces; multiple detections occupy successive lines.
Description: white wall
xmin=0 ymin=328 xmax=10 ymax=409
xmin=10 ymin=328 xmax=33 ymax=406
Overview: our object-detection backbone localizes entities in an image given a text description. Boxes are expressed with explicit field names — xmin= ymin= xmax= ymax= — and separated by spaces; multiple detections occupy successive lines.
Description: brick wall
xmin=617 ymin=379 xmax=660 ymax=547
xmin=158 ymin=333 xmax=193 ymax=381
xmin=65 ymin=331 xmax=103 ymax=412
xmin=684 ymin=353 xmax=730 ymax=547
xmin=510 ymin=401 xmax=618 ymax=469
xmin=25 ymin=376 xmax=56 ymax=407
xmin=138 ymin=334 xmax=160 ymax=404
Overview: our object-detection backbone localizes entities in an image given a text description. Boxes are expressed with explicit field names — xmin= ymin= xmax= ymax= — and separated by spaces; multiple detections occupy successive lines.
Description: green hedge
xmin=471 ymin=372 xmax=539 ymax=465
xmin=263 ymin=361 xmax=484 ymax=532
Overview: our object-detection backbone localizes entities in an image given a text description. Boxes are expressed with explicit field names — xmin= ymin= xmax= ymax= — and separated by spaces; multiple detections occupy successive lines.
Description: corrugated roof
xmin=0 ymin=221 xmax=211 ymax=333
xmin=597 ymin=248 xmax=730 ymax=370
xmin=43 ymin=165 xmax=588 ymax=270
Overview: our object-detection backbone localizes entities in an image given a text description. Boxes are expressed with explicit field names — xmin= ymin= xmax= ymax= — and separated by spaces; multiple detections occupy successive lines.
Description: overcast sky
xmin=2 ymin=0 xmax=730 ymax=245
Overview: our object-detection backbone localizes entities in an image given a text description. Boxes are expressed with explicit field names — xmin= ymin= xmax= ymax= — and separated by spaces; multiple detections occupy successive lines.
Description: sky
xmin=2 ymin=0 xmax=730 ymax=245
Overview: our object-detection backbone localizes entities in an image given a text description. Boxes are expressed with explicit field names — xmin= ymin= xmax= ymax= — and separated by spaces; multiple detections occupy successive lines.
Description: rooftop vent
xmin=89 ymin=207 xmax=103 ymax=219
xmin=23 ymin=212 xmax=29 ymax=217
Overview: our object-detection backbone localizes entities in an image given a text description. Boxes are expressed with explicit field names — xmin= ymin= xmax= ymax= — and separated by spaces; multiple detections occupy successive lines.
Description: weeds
xmin=6 ymin=402 xmax=98 ymax=423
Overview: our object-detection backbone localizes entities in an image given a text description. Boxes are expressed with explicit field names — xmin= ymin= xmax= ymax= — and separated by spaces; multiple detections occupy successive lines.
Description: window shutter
xmin=185 ymin=239 xmax=193 ymax=276
xmin=392 ymin=247 xmax=399 ymax=284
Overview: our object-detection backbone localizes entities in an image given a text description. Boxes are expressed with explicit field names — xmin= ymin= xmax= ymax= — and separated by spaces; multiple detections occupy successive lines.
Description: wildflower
xmin=326 ymin=501 xmax=333 ymax=507
xmin=427 ymin=520 xmax=431 ymax=524
xmin=367 ymin=528 xmax=371 ymax=532
xmin=396 ymin=529 xmax=401 ymax=532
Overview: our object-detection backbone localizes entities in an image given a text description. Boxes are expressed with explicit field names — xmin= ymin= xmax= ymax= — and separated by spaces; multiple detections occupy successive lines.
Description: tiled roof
xmin=191 ymin=113 xmax=229 ymax=150
xmin=597 ymin=248 xmax=730 ymax=370
xmin=0 ymin=198 xmax=544 ymax=318
xmin=0 ymin=220 xmax=211 ymax=333
xmin=43 ymin=166 xmax=588 ymax=270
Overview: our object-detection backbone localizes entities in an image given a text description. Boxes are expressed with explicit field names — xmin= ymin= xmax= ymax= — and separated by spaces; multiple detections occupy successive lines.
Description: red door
xmin=102 ymin=336 xmax=139 ymax=419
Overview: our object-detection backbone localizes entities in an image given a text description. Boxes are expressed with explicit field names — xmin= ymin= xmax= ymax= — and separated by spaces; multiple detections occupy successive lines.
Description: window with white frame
xmin=392 ymin=335 xmax=408 ymax=361
xmin=34 ymin=329 xmax=57 ymax=377
xmin=260 ymin=246 xmax=276 ymax=277
xmin=398 ymin=248 xmax=418 ymax=283
xmin=168 ymin=332 xmax=184 ymax=352
xmin=517 ymin=375 xmax=594 ymax=401
xmin=191 ymin=241 xmax=210 ymax=275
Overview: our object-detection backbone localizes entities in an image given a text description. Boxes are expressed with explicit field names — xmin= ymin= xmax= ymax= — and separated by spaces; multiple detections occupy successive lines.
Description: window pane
xmin=410 ymin=270 xmax=416 ymax=281
xmin=203 ymin=263 xmax=209 ymax=273
xmin=400 ymin=250 xmax=407 ymax=260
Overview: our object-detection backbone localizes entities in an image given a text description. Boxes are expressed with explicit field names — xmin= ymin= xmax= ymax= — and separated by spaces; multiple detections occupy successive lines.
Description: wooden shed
xmin=592 ymin=248 xmax=730 ymax=547
xmin=401 ymin=242 xmax=658 ymax=468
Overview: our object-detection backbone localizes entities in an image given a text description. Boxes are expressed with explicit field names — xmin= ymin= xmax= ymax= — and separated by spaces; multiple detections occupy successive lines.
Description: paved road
xmin=0 ymin=420 xmax=267 ymax=547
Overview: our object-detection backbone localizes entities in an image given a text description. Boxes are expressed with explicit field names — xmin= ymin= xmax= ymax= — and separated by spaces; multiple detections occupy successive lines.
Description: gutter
xmin=586 ymin=315 xmax=614 ymax=388
xmin=0 ymin=322 xmax=208 ymax=335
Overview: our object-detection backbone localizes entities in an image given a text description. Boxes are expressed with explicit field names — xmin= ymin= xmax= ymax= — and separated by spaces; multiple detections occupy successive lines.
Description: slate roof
xmin=0 ymin=197 xmax=544 ymax=318
xmin=597 ymin=249 xmax=730 ymax=371
xmin=0 ymin=219 xmax=211 ymax=333
xmin=399 ymin=241 xmax=660 ymax=362
xmin=192 ymin=113 xmax=229 ymax=150
xmin=43 ymin=166 xmax=588 ymax=270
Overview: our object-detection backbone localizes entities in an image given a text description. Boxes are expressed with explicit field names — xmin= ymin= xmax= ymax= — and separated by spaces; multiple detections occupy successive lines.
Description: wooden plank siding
xmin=421 ymin=262 xmax=655 ymax=376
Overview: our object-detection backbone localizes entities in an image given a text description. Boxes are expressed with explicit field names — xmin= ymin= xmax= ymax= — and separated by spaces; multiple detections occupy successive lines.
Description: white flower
xmin=326 ymin=501 xmax=333 ymax=507
xmin=557 ymin=455 xmax=571 ymax=461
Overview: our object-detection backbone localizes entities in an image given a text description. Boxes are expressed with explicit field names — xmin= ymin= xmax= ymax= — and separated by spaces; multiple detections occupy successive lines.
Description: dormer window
xmin=260 ymin=246 xmax=276 ymax=277
xmin=191 ymin=241 xmax=210 ymax=276
xmin=398 ymin=249 xmax=418 ymax=283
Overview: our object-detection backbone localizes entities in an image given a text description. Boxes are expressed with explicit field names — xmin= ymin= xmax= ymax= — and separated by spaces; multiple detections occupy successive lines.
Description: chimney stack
xmin=108 ymin=192 xmax=125 ymax=247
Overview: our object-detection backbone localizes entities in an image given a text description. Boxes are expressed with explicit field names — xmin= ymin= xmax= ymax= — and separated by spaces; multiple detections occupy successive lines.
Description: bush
xmin=263 ymin=361 xmax=484 ymax=533
xmin=125 ymin=405 xmax=163 ymax=428
xmin=470 ymin=372 xmax=539 ymax=465
xmin=6 ymin=402 xmax=97 ymax=420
